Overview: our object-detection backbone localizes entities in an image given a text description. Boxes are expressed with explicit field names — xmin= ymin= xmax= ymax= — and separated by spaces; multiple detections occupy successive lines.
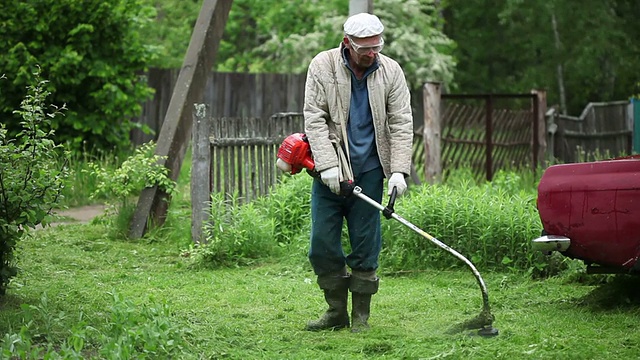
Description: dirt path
xmin=42 ymin=204 xmax=107 ymax=228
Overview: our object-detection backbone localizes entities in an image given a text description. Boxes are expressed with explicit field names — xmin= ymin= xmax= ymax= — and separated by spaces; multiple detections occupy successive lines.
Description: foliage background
xmin=144 ymin=0 xmax=640 ymax=114
xmin=0 ymin=0 xmax=156 ymax=152
xmin=2 ymin=0 xmax=638 ymax=152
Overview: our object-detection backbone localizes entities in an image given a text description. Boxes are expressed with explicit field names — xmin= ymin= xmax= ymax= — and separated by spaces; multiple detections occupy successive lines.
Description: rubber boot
xmin=305 ymin=270 xmax=351 ymax=331
xmin=350 ymin=270 xmax=379 ymax=333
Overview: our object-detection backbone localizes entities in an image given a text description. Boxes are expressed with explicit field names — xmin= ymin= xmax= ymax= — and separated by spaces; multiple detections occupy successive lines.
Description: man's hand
xmin=320 ymin=167 xmax=340 ymax=194
xmin=388 ymin=173 xmax=407 ymax=196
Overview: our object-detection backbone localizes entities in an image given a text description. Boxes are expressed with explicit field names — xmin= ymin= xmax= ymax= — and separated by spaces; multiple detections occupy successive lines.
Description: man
xmin=303 ymin=12 xmax=413 ymax=332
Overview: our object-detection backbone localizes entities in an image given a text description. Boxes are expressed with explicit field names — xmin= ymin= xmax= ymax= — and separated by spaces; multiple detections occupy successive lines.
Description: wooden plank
xmin=444 ymin=104 xmax=484 ymax=170
xmin=130 ymin=0 xmax=233 ymax=239
xmin=250 ymin=144 xmax=258 ymax=199
xmin=210 ymin=137 xmax=285 ymax=146
xmin=213 ymin=146 xmax=220 ymax=192
xmin=457 ymin=105 xmax=486 ymax=176
xmin=222 ymin=145 xmax=230 ymax=196
xmin=488 ymin=107 xmax=514 ymax=172
xmin=563 ymin=129 xmax=632 ymax=138
xmin=190 ymin=104 xmax=210 ymax=244
xmin=423 ymin=82 xmax=442 ymax=183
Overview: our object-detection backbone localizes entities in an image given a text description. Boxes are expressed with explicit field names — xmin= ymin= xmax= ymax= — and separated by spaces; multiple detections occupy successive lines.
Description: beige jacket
xmin=303 ymin=44 xmax=413 ymax=179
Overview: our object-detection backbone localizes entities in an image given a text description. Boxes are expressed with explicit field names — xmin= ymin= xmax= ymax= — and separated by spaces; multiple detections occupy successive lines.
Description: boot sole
xmin=304 ymin=322 xmax=350 ymax=332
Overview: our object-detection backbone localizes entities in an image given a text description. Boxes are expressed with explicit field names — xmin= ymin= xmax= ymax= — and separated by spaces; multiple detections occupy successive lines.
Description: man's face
xmin=344 ymin=35 xmax=384 ymax=69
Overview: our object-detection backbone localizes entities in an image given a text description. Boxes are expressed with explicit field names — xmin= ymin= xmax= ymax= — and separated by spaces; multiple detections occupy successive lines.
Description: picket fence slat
xmin=204 ymin=113 xmax=305 ymax=203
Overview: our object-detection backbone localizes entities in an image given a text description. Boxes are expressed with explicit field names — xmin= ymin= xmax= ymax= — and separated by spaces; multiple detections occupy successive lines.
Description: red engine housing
xmin=277 ymin=133 xmax=315 ymax=174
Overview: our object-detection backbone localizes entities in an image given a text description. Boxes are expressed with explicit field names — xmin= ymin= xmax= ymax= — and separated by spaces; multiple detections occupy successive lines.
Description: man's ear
xmin=342 ymin=36 xmax=350 ymax=47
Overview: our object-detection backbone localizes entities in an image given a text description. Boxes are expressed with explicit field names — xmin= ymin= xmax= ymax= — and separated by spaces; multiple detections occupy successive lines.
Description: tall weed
xmin=256 ymin=174 xmax=313 ymax=247
xmin=187 ymin=169 xmax=550 ymax=274
xmin=86 ymin=141 xmax=176 ymax=238
xmin=380 ymin=179 xmax=543 ymax=272
xmin=59 ymin=145 xmax=123 ymax=207
xmin=193 ymin=192 xmax=278 ymax=267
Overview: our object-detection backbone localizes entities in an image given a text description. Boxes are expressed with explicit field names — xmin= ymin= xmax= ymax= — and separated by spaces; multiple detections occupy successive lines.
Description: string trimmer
xmin=276 ymin=133 xmax=498 ymax=336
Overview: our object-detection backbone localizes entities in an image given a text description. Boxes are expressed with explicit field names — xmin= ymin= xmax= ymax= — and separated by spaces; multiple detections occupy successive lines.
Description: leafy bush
xmin=0 ymin=0 xmax=157 ymax=152
xmin=190 ymin=192 xmax=278 ymax=268
xmin=86 ymin=141 xmax=176 ymax=237
xmin=188 ymin=175 xmax=314 ymax=268
xmin=0 ymin=73 xmax=69 ymax=295
xmin=187 ymin=171 xmax=554 ymax=274
xmin=256 ymin=174 xmax=313 ymax=247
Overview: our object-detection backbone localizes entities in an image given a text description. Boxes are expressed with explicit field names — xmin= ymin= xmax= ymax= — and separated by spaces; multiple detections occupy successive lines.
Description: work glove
xmin=388 ymin=172 xmax=407 ymax=196
xmin=320 ymin=166 xmax=341 ymax=195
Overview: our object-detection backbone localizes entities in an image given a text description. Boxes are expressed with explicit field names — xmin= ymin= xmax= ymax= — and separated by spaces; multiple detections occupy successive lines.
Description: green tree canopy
xmin=143 ymin=0 xmax=457 ymax=89
xmin=443 ymin=0 xmax=640 ymax=113
xmin=0 ymin=0 xmax=156 ymax=152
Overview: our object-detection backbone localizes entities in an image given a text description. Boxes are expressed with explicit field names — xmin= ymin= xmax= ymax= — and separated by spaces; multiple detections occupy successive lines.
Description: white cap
xmin=343 ymin=13 xmax=384 ymax=38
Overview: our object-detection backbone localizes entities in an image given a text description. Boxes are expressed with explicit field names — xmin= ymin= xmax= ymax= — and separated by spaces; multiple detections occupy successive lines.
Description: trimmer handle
xmin=383 ymin=186 xmax=397 ymax=219
xmin=340 ymin=180 xmax=355 ymax=197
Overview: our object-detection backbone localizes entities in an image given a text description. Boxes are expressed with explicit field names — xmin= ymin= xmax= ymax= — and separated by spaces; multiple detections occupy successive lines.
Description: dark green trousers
xmin=308 ymin=167 xmax=384 ymax=276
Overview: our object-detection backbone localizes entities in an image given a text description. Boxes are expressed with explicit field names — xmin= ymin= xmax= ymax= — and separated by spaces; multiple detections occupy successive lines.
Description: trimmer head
xmin=477 ymin=326 xmax=499 ymax=337
xmin=447 ymin=308 xmax=498 ymax=337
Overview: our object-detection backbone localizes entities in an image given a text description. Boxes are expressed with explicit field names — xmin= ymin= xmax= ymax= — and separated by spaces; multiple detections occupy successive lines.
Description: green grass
xmin=2 ymin=224 xmax=640 ymax=359
xmin=4 ymin=153 xmax=638 ymax=358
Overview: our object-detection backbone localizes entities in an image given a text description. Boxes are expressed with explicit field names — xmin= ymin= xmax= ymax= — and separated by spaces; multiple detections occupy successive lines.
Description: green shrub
xmin=0 ymin=0 xmax=157 ymax=152
xmin=187 ymin=170 xmax=550 ymax=274
xmin=191 ymin=192 xmax=278 ymax=268
xmin=59 ymin=146 xmax=124 ymax=207
xmin=188 ymin=175 xmax=313 ymax=268
xmin=257 ymin=174 xmax=313 ymax=247
xmin=0 ymin=73 xmax=69 ymax=295
xmin=86 ymin=141 xmax=176 ymax=238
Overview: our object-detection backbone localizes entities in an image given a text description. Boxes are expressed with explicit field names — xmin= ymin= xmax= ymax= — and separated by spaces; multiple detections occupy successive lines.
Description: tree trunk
xmin=551 ymin=11 xmax=567 ymax=115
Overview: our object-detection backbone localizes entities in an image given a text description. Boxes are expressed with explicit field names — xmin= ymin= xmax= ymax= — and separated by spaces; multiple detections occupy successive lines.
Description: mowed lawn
xmin=1 ymin=222 xmax=639 ymax=359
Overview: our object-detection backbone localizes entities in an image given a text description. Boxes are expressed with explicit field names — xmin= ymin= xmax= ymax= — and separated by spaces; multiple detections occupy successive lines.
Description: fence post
xmin=531 ymin=89 xmax=548 ymax=169
xmin=191 ymin=104 xmax=211 ymax=244
xmin=545 ymin=108 xmax=557 ymax=165
xmin=423 ymin=82 xmax=442 ymax=184
xmin=485 ymin=95 xmax=493 ymax=181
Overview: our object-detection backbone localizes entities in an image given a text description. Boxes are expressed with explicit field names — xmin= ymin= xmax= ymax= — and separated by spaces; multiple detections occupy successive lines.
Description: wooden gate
xmin=415 ymin=86 xmax=544 ymax=182
xmin=191 ymin=107 xmax=304 ymax=242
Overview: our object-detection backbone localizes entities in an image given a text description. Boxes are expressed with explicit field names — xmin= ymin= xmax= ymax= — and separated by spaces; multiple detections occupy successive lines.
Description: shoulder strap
xmin=331 ymin=50 xmax=355 ymax=182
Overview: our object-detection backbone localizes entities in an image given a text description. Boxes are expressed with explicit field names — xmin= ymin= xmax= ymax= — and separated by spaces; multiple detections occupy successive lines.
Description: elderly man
xmin=303 ymin=12 xmax=413 ymax=332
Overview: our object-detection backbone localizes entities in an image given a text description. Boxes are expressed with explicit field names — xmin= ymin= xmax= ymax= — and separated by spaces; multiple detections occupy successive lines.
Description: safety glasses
xmin=348 ymin=36 xmax=384 ymax=55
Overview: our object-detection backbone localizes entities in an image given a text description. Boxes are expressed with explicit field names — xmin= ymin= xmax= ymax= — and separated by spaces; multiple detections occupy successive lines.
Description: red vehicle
xmin=533 ymin=156 xmax=640 ymax=274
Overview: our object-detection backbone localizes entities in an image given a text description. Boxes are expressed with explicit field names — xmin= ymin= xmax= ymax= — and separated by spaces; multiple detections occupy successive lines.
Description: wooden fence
xmin=415 ymin=85 xmax=545 ymax=182
xmin=132 ymin=70 xmax=306 ymax=145
xmin=191 ymin=106 xmax=304 ymax=242
xmin=548 ymin=101 xmax=632 ymax=163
